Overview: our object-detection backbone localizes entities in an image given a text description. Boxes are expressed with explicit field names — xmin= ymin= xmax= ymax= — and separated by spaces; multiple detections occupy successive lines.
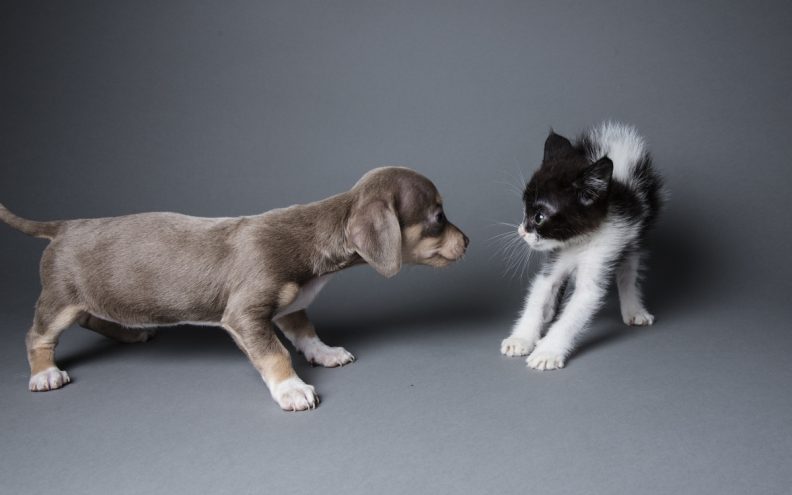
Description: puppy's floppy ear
xmin=544 ymin=131 xmax=573 ymax=161
xmin=347 ymin=200 xmax=402 ymax=278
xmin=575 ymin=157 xmax=613 ymax=206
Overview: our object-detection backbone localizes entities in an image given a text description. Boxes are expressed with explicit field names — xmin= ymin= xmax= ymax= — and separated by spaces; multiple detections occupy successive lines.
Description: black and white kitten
xmin=501 ymin=122 xmax=663 ymax=370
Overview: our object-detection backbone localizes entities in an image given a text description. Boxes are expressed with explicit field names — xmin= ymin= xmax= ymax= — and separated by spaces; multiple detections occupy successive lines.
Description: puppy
xmin=0 ymin=167 xmax=468 ymax=411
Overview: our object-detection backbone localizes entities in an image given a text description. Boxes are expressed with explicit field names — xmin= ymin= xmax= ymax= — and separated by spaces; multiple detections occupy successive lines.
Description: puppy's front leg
xmin=276 ymin=310 xmax=355 ymax=367
xmin=222 ymin=310 xmax=318 ymax=411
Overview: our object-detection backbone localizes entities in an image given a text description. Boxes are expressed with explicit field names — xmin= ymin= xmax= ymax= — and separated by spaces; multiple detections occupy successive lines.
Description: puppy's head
xmin=346 ymin=167 xmax=469 ymax=278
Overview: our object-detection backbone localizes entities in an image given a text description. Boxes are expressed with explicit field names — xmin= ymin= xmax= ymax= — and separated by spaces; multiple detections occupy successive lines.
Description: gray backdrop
xmin=2 ymin=1 xmax=791 ymax=494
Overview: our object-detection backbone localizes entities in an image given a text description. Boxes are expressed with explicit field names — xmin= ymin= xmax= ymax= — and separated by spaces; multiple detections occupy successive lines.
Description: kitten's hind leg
xmin=78 ymin=313 xmax=156 ymax=343
xmin=616 ymin=251 xmax=654 ymax=326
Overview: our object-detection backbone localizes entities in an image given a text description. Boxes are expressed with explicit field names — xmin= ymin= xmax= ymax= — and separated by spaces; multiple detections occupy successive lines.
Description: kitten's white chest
xmin=274 ymin=275 xmax=333 ymax=319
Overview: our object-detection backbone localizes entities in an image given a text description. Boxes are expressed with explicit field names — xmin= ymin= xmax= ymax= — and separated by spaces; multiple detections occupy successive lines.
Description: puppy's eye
xmin=435 ymin=211 xmax=446 ymax=224
xmin=533 ymin=212 xmax=546 ymax=225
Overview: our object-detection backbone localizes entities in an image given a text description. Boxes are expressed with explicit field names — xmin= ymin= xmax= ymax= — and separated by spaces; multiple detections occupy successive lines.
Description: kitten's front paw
xmin=623 ymin=309 xmax=655 ymax=326
xmin=526 ymin=346 xmax=567 ymax=371
xmin=501 ymin=337 xmax=535 ymax=357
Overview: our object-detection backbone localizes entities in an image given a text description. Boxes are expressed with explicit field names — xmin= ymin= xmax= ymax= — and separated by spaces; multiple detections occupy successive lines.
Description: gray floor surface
xmin=1 ymin=291 xmax=790 ymax=495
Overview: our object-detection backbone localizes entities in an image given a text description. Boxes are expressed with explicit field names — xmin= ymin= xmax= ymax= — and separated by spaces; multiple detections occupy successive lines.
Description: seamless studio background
xmin=1 ymin=1 xmax=791 ymax=494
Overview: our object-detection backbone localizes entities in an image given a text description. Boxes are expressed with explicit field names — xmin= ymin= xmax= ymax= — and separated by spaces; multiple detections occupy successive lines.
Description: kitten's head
xmin=518 ymin=131 xmax=613 ymax=251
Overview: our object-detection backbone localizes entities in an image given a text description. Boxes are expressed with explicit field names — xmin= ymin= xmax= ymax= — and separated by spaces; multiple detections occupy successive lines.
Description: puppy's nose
xmin=463 ymin=234 xmax=470 ymax=248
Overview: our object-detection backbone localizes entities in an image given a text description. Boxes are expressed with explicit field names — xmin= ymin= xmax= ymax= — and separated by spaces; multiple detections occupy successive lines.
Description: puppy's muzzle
xmin=447 ymin=227 xmax=469 ymax=260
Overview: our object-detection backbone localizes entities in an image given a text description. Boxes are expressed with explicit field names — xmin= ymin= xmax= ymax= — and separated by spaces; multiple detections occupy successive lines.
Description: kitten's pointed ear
xmin=544 ymin=131 xmax=573 ymax=161
xmin=576 ymin=157 xmax=613 ymax=206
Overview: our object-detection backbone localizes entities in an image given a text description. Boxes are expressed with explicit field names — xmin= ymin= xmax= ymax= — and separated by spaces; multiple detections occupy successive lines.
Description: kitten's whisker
xmin=513 ymin=245 xmax=530 ymax=280
xmin=491 ymin=241 xmax=521 ymax=263
xmin=519 ymin=246 xmax=536 ymax=281
xmin=517 ymin=166 xmax=527 ymax=188
xmin=496 ymin=237 xmax=518 ymax=267
xmin=496 ymin=236 xmax=522 ymax=262
xmin=490 ymin=231 xmax=522 ymax=248
xmin=484 ymin=218 xmax=520 ymax=227
xmin=488 ymin=164 xmax=537 ymax=279
xmin=491 ymin=221 xmax=519 ymax=228
xmin=493 ymin=179 xmax=525 ymax=198
xmin=487 ymin=228 xmax=520 ymax=245
xmin=486 ymin=231 xmax=518 ymax=243
xmin=502 ymin=236 xmax=528 ymax=278
xmin=508 ymin=167 xmax=528 ymax=188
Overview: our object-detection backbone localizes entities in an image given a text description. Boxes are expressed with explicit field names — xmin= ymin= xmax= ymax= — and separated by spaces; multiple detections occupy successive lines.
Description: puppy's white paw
xmin=29 ymin=367 xmax=71 ymax=391
xmin=623 ymin=310 xmax=655 ymax=326
xmin=297 ymin=336 xmax=355 ymax=367
xmin=271 ymin=377 xmax=319 ymax=412
xmin=303 ymin=344 xmax=355 ymax=368
xmin=501 ymin=337 xmax=534 ymax=357
xmin=526 ymin=346 xmax=567 ymax=371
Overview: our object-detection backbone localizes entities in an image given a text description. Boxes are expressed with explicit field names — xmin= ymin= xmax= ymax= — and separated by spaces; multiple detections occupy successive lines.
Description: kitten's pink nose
xmin=517 ymin=224 xmax=527 ymax=236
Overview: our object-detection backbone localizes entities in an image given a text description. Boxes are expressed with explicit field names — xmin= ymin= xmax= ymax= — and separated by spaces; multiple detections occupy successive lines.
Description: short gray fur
xmin=1 ymin=1 xmax=791 ymax=494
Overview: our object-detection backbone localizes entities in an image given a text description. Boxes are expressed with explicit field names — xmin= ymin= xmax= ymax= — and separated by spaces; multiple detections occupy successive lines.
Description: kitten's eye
xmin=435 ymin=211 xmax=446 ymax=224
xmin=533 ymin=212 xmax=546 ymax=225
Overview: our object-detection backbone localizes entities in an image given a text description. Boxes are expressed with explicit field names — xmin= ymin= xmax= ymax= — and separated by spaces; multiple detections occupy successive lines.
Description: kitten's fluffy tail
xmin=0 ymin=203 xmax=62 ymax=239
xmin=585 ymin=121 xmax=647 ymax=183
xmin=585 ymin=122 xmax=667 ymax=226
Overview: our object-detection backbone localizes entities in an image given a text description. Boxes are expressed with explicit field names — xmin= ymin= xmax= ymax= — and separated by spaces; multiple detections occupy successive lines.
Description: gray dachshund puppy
xmin=0 ymin=167 xmax=468 ymax=411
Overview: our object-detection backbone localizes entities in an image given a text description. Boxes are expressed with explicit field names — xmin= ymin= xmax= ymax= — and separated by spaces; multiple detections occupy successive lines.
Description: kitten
xmin=501 ymin=122 xmax=663 ymax=370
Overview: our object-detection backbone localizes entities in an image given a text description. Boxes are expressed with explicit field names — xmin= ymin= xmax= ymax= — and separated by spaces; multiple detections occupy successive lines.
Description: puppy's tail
xmin=0 ymin=203 xmax=62 ymax=240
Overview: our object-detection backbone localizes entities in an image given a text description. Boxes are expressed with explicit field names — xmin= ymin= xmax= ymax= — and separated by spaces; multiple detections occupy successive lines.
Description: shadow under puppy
xmin=0 ymin=167 xmax=468 ymax=411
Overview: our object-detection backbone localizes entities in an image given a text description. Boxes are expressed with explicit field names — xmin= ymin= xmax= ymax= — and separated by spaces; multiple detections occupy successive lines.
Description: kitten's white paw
xmin=623 ymin=309 xmax=655 ymax=326
xmin=270 ymin=377 xmax=319 ymax=412
xmin=526 ymin=347 xmax=566 ymax=371
xmin=501 ymin=337 xmax=535 ymax=357
xmin=304 ymin=344 xmax=355 ymax=368
xmin=29 ymin=367 xmax=71 ymax=391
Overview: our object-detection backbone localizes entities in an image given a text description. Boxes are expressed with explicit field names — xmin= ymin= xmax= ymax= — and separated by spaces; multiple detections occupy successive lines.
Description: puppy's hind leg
xmin=276 ymin=310 xmax=355 ymax=367
xmin=26 ymin=296 xmax=82 ymax=391
xmin=616 ymin=251 xmax=654 ymax=326
xmin=77 ymin=313 xmax=156 ymax=343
